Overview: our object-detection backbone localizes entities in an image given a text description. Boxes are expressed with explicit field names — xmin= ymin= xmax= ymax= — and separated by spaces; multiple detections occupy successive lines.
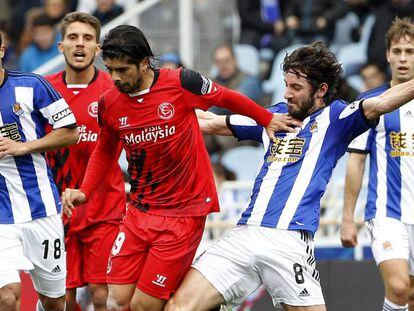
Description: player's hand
xmin=340 ymin=220 xmax=358 ymax=247
xmin=0 ymin=137 xmax=29 ymax=158
xmin=61 ymin=188 xmax=86 ymax=217
xmin=265 ymin=113 xmax=302 ymax=142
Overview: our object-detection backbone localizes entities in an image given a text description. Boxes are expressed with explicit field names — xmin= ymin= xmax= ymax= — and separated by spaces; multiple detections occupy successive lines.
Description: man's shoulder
xmin=7 ymin=70 xmax=45 ymax=87
xmin=45 ymin=71 xmax=63 ymax=85
xmin=358 ymin=83 xmax=389 ymax=99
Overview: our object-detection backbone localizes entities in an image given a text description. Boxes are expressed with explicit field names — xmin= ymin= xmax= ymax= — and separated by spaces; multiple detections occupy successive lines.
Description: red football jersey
xmin=47 ymin=69 xmax=126 ymax=234
xmin=97 ymin=68 xmax=222 ymax=217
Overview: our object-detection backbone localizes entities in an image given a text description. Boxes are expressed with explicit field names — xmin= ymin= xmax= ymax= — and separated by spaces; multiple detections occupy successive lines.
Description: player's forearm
xmin=195 ymin=109 xmax=232 ymax=135
xmin=363 ymin=79 xmax=414 ymax=119
xmin=80 ymin=138 xmax=119 ymax=199
xmin=25 ymin=127 xmax=79 ymax=153
xmin=217 ymin=88 xmax=272 ymax=127
xmin=342 ymin=154 xmax=366 ymax=222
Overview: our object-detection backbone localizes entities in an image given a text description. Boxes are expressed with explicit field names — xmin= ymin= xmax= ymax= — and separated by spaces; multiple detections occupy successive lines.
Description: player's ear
xmin=317 ymin=83 xmax=328 ymax=99
xmin=139 ymin=57 xmax=149 ymax=71
xmin=95 ymin=43 xmax=101 ymax=57
xmin=58 ymin=41 xmax=64 ymax=54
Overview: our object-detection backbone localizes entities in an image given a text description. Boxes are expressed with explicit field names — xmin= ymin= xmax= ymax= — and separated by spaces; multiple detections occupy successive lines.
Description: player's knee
xmin=107 ymin=294 xmax=130 ymax=311
xmin=90 ymin=284 xmax=108 ymax=309
xmin=0 ymin=287 xmax=19 ymax=311
xmin=387 ymin=277 xmax=410 ymax=301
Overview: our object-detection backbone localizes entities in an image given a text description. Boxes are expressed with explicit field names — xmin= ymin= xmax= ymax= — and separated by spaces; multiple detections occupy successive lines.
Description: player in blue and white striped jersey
xmin=0 ymin=34 xmax=79 ymax=311
xmin=165 ymin=41 xmax=414 ymax=311
xmin=341 ymin=18 xmax=414 ymax=311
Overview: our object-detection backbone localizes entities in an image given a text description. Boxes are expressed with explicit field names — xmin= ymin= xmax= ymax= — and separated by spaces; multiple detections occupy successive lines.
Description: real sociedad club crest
xmin=158 ymin=102 xmax=174 ymax=120
xmin=12 ymin=103 xmax=24 ymax=116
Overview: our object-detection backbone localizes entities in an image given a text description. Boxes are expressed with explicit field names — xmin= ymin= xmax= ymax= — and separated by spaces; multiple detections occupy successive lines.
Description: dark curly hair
xmin=282 ymin=41 xmax=343 ymax=103
xmin=101 ymin=25 xmax=154 ymax=66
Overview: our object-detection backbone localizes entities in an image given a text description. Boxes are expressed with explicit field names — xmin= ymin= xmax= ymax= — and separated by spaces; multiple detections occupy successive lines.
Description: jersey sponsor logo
xmin=389 ymin=131 xmax=414 ymax=157
xmin=157 ymin=103 xmax=175 ymax=120
xmin=267 ymin=137 xmax=305 ymax=163
xmin=0 ymin=122 xmax=22 ymax=142
xmin=152 ymin=274 xmax=167 ymax=287
xmin=200 ymin=75 xmax=211 ymax=95
xmin=52 ymin=108 xmax=72 ymax=122
xmin=12 ymin=103 xmax=24 ymax=116
xmin=124 ymin=125 xmax=176 ymax=145
xmin=88 ymin=101 xmax=98 ymax=118
xmin=78 ymin=125 xmax=98 ymax=142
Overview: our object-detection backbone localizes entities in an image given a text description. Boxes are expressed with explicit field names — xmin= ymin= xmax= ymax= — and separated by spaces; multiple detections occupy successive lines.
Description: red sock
xmin=74 ymin=303 xmax=82 ymax=311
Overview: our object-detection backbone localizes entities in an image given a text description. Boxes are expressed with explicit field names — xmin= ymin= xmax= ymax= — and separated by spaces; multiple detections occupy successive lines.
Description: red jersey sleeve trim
xmin=218 ymin=88 xmax=272 ymax=127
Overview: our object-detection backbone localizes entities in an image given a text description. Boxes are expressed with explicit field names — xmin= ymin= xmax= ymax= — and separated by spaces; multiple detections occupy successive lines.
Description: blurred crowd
xmin=0 ymin=0 xmax=413 ymax=182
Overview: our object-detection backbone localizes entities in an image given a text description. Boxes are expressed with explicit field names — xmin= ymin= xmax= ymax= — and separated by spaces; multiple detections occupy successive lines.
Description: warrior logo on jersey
xmin=158 ymin=103 xmax=174 ymax=120
xmin=12 ymin=103 xmax=24 ymax=116
xmin=88 ymin=101 xmax=98 ymax=118
xmin=0 ymin=122 xmax=22 ymax=142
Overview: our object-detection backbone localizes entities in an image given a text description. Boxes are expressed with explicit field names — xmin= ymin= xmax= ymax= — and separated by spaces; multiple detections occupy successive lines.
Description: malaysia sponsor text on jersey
xmin=124 ymin=125 xmax=176 ymax=145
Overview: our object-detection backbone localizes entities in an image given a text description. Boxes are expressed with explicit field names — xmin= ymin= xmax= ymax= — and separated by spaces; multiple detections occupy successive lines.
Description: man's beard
xmin=288 ymin=96 xmax=316 ymax=121
xmin=115 ymin=76 xmax=144 ymax=94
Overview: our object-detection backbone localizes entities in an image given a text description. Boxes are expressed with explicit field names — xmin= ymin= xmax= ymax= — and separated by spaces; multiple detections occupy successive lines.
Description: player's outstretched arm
xmin=0 ymin=127 xmax=79 ymax=159
xmin=195 ymin=109 xmax=231 ymax=136
xmin=196 ymin=109 xmax=301 ymax=137
xmin=363 ymin=78 xmax=414 ymax=119
xmin=340 ymin=152 xmax=367 ymax=248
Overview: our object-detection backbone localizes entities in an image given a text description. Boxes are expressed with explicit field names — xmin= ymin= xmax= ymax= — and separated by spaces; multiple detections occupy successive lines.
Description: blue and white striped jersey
xmin=0 ymin=70 xmax=76 ymax=224
xmin=228 ymin=100 xmax=374 ymax=234
xmin=348 ymin=83 xmax=414 ymax=224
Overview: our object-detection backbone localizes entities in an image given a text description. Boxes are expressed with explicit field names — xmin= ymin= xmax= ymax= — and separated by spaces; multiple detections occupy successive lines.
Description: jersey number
xmin=293 ymin=263 xmax=305 ymax=284
xmin=111 ymin=232 xmax=126 ymax=255
xmin=42 ymin=239 xmax=62 ymax=259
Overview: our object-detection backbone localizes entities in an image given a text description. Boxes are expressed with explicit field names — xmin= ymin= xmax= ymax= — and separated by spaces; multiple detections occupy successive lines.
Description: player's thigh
xmin=84 ymin=223 xmax=119 ymax=285
xmin=366 ymin=217 xmax=410 ymax=265
xmin=256 ymin=228 xmax=325 ymax=308
xmin=21 ymin=215 xmax=66 ymax=298
xmin=191 ymin=226 xmax=262 ymax=309
xmin=0 ymin=280 xmax=21 ymax=309
xmin=106 ymin=222 xmax=148 ymax=285
xmin=137 ymin=216 xmax=206 ymax=301
xmin=65 ymin=234 xmax=85 ymax=289
xmin=0 ymin=223 xmax=34 ymax=278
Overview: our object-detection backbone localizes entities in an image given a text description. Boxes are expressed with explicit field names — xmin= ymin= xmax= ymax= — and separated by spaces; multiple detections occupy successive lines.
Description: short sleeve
xmin=180 ymin=68 xmax=224 ymax=110
xmin=35 ymin=75 xmax=76 ymax=129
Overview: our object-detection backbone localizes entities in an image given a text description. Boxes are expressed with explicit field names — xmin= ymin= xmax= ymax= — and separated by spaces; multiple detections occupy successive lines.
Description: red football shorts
xmin=106 ymin=207 xmax=206 ymax=300
xmin=66 ymin=222 xmax=120 ymax=288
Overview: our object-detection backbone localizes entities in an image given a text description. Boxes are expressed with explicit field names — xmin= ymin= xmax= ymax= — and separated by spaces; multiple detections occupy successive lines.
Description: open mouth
xmin=74 ymin=51 xmax=86 ymax=61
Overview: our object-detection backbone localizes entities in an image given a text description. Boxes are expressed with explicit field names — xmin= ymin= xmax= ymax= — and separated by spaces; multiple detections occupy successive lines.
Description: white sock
xmin=383 ymin=297 xmax=408 ymax=311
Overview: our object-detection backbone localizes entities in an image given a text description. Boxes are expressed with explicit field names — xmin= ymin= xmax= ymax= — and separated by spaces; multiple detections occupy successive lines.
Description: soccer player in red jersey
xmin=46 ymin=12 xmax=126 ymax=311
xmin=62 ymin=25 xmax=300 ymax=311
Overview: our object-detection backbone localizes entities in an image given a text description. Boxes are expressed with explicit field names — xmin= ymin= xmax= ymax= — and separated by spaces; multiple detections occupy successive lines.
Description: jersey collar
xmin=128 ymin=69 xmax=160 ymax=98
